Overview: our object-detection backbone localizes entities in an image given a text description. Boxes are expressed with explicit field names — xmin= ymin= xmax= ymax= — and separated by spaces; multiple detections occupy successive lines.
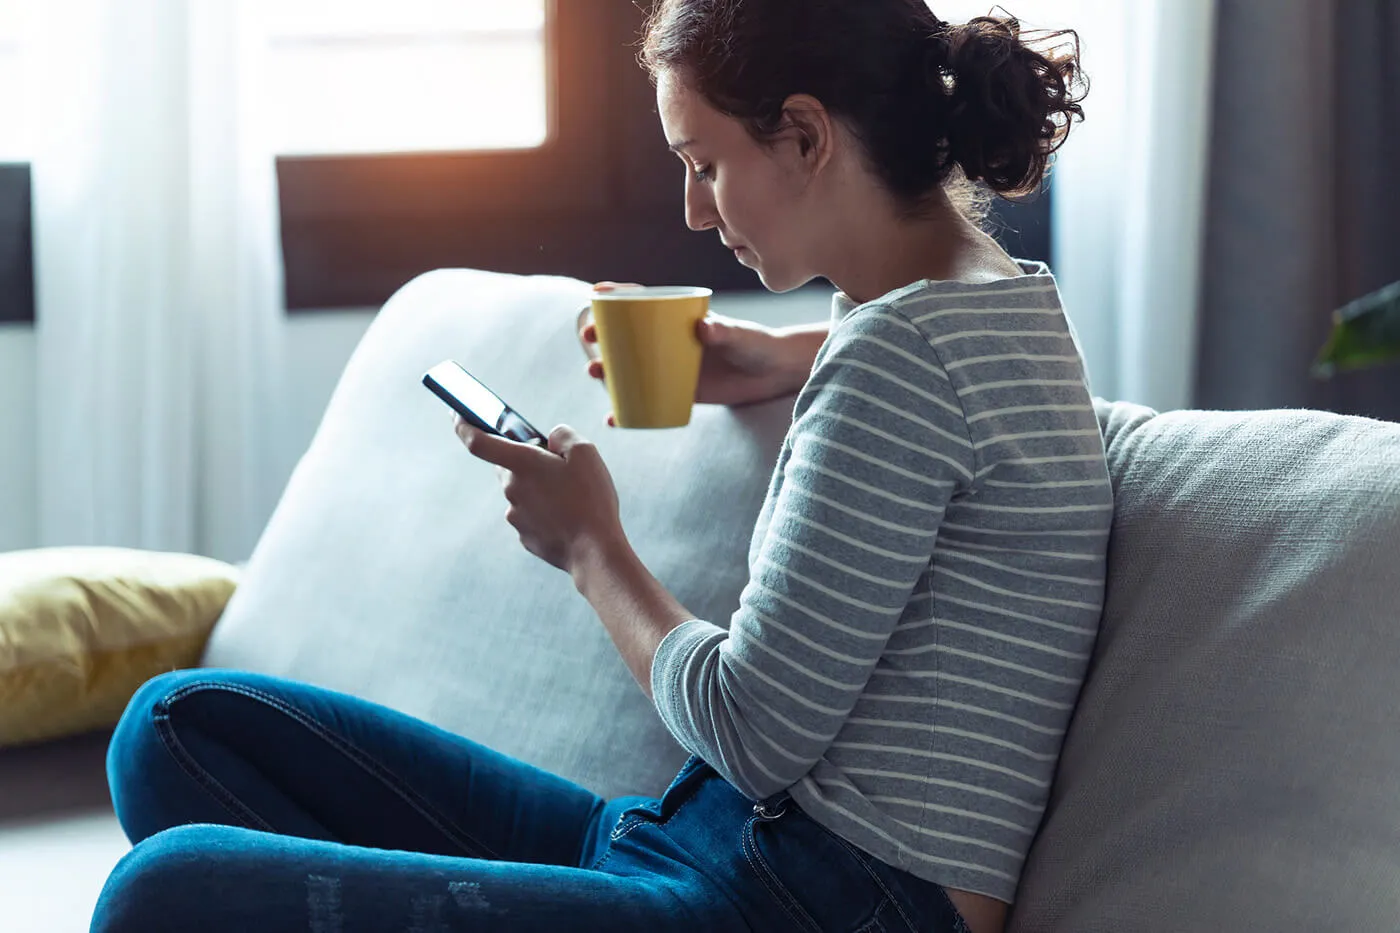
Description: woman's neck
xmin=822 ymin=195 xmax=1021 ymax=305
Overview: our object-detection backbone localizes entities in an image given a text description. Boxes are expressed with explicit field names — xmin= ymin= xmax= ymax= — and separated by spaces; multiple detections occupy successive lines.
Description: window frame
xmin=278 ymin=0 xmax=630 ymax=310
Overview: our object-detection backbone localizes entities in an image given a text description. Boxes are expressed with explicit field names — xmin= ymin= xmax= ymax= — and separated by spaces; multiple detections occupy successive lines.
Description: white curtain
xmin=1050 ymin=0 xmax=1217 ymax=412
xmin=31 ymin=0 xmax=287 ymax=562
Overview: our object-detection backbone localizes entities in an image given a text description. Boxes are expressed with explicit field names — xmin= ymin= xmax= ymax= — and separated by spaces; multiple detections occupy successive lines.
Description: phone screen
xmin=423 ymin=362 xmax=546 ymax=445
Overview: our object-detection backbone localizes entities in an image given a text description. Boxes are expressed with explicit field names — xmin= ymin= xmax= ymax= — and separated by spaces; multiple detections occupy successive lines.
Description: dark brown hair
xmin=641 ymin=1 xmax=1087 ymax=217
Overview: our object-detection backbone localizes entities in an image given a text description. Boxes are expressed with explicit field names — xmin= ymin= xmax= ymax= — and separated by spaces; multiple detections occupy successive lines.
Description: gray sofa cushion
xmin=1009 ymin=400 xmax=1400 ymax=932
xmin=203 ymin=270 xmax=804 ymax=799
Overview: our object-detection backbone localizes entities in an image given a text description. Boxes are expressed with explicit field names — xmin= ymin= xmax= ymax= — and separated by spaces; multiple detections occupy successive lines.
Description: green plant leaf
xmin=1312 ymin=280 xmax=1400 ymax=379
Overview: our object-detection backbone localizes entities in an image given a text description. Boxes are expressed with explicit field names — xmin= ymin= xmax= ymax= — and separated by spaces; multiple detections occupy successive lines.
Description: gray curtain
xmin=1195 ymin=0 xmax=1400 ymax=421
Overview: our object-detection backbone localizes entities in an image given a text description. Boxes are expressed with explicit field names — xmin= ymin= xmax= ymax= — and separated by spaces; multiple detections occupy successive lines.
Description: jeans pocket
xmin=609 ymin=756 xmax=713 ymax=843
xmin=742 ymin=804 xmax=906 ymax=933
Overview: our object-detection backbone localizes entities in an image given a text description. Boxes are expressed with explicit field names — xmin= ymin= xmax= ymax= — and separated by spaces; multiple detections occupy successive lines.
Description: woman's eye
xmin=692 ymin=165 xmax=714 ymax=183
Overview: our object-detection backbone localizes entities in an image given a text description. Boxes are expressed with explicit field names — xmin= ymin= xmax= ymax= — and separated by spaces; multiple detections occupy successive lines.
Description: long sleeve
xmin=650 ymin=306 xmax=975 ymax=800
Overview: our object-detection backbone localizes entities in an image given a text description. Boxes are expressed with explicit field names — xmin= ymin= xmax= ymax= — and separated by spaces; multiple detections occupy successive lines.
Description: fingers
xmin=593 ymin=281 xmax=642 ymax=293
xmin=580 ymin=363 xmax=612 ymax=425
xmin=455 ymin=418 xmax=546 ymax=470
xmin=577 ymin=319 xmax=603 ymax=366
xmin=696 ymin=315 xmax=729 ymax=345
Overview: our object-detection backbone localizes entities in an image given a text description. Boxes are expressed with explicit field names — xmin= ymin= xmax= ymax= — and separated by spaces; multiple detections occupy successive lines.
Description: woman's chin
xmin=753 ymin=265 xmax=811 ymax=294
xmin=737 ymin=250 xmax=807 ymax=293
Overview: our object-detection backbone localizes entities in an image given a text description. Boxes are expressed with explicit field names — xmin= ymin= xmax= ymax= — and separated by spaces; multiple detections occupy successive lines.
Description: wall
xmin=0 ymin=325 xmax=36 ymax=551
xmin=0 ymin=310 xmax=377 ymax=556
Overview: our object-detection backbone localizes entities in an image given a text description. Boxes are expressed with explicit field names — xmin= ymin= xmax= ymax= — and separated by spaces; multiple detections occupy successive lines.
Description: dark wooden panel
xmin=281 ymin=210 xmax=761 ymax=311
xmin=0 ymin=164 xmax=35 ymax=325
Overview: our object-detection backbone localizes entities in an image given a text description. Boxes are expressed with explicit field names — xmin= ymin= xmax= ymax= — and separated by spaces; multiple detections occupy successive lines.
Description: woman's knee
xmin=106 ymin=669 xmax=247 ymax=843
xmin=91 ymin=824 xmax=249 ymax=933
xmin=109 ymin=671 xmax=200 ymax=784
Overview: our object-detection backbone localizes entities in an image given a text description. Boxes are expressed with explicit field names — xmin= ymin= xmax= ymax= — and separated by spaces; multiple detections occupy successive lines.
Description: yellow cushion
xmin=0 ymin=547 xmax=240 ymax=747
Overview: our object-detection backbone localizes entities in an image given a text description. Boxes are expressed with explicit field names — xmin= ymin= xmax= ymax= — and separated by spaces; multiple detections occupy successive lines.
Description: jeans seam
xmin=853 ymin=900 xmax=891 ymax=933
xmin=608 ymin=817 xmax=647 ymax=843
xmin=153 ymin=702 xmax=276 ymax=833
xmin=805 ymin=817 xmax=924 ymax=933
xmin=591 ymin=760 xmax=708 ymax=871
xmin=742 ymin=815 xmax=823 ymax=933
xmin=158 ymin=680 xmax=501 ymax=859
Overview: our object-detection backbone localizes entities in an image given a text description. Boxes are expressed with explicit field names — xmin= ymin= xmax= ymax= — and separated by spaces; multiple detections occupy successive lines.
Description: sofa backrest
xmin=205 ymin=270 xmax=797 ymax=798
xmin=1009 ymin=399 xmax=1400 ymax=932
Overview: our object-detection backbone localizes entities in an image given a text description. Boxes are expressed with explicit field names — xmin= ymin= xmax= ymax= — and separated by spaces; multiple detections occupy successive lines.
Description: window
xmin=275 ymin=0 xmax=656 ymax=311
xmin=264 ymin=1 xmax=550 ymax=157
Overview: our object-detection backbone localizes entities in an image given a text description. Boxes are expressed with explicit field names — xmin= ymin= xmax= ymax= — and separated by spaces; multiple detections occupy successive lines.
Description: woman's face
xmin=656 ymin=70 xmax=819 ymax=292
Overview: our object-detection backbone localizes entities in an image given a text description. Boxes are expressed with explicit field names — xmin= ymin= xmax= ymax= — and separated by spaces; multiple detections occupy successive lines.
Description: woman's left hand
xmin=454 ymin=417 xmax=626 ymax=574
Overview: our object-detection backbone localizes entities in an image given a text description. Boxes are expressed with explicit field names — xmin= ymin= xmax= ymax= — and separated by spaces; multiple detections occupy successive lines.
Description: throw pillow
xmin=0 ymin=547 xmax=239 ymax=747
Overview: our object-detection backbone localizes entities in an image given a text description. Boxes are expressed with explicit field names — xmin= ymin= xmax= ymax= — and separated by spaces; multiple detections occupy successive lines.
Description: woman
xmin=92 ymin=2 xmax=1109 ymax=931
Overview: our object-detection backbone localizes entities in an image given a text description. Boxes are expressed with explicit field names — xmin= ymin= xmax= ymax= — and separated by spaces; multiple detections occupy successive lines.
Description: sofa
xmin=3 ymin=269 xmax=1398 ymax=931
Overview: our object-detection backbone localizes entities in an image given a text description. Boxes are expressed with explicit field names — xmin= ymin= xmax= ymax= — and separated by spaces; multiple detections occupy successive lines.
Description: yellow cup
xmin=588 ymin=286 xmax=711 ymax=429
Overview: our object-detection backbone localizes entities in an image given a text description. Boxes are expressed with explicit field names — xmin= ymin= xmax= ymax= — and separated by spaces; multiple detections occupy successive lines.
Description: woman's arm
xmin=566 ymin=319 xmax=833 ymax=700
xmin=569 ymin=535 xmax=694 ymax=700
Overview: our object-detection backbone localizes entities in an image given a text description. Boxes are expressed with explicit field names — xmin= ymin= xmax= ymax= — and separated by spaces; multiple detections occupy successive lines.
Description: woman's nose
xmin=684 ymin=177 xmax=718 ymax=232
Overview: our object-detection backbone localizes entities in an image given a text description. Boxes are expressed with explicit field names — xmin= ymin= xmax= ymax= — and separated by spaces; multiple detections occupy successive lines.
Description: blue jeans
xmin=92 ymin=669 xmax=970 ymax=932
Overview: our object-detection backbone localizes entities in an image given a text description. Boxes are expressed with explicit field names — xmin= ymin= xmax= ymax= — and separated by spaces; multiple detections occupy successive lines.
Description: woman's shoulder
xmin=834 ymin=266 xmax=1064 ymax=351
xmin=830 ymin=265 xmax=1092 ymax=407
xmin=890 ymin=265 xmax=1068 ymax=342
xmin=839 ymin=262 xmax=1059 ymax=320
xmin=899 ymin=263 xmax=1062 ymax=311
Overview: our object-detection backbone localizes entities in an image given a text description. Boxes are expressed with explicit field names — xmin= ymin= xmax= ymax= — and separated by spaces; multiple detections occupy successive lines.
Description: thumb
xmin=547 ymin=424 xmax=589 ymax=457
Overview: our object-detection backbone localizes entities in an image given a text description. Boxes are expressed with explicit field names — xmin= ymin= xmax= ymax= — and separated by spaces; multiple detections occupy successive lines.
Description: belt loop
xmin=753 ymin=790 xmax=790 ymax=821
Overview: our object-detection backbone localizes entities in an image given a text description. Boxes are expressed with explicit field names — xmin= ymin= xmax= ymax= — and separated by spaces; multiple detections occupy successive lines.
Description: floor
xmin=0 ymin=728 xmax=130 ymax=931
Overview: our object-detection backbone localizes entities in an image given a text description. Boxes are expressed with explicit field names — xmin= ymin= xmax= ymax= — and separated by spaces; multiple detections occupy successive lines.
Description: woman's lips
xmin=722 ymin=238 xmax=753 ymax=264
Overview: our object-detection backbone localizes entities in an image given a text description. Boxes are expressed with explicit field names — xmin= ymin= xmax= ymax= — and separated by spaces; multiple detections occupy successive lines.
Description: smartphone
xmin=422 ymin=361 xmax=549 ymax=447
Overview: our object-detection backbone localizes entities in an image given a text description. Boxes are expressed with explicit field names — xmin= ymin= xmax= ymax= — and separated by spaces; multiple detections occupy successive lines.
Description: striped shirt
xmin=650 ymin=263 xmax=1112 ymax=903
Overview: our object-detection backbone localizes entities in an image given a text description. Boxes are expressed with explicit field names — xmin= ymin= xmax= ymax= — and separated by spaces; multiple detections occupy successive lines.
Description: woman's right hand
xmin=580 ymin=286 xmax=806 ymax=417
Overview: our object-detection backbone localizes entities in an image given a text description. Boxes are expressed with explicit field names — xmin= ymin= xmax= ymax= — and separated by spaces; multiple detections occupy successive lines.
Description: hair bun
xmin=937 ymin=15 xmax=1085 ymax=196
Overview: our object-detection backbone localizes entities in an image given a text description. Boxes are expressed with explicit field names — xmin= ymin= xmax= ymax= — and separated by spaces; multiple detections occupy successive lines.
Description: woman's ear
xmin=778 ymin=94 xmax=835 ymax=178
